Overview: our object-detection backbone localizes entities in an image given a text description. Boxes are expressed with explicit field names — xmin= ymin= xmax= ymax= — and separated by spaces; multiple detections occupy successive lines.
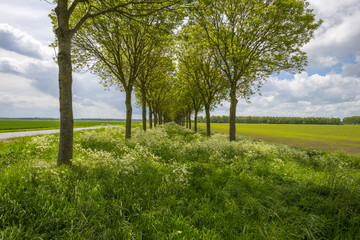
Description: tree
xmin=135 ymin=53 xmax=159 ymax=131
xmin=177 ymin=23 xmax=227 ymax=136
xmin=146 ymin=62 xmax=175 ymax=126
xmin=73 ymin=7 xmax=177 ymax=139
xmin=175 ymin=63 xmax=204 ymax=132
xmin=50 ymin=0 xmax=183 ymax=166
xmin=172 ymin=78 xmax=195 ymax=129
xmin=135 ymin=42 xmax=175 ymax=131
xmin=194 ymin=0 xmax=321 ymax=141
xmin=185 ymin=82 xmax=203 ymax=132
xmin=51 ymin=0 xmax=127 ymax=166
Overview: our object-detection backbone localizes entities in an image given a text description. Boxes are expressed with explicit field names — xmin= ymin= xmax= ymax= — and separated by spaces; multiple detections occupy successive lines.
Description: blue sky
xmin=0 ymin=0 xmax=359 ymax=119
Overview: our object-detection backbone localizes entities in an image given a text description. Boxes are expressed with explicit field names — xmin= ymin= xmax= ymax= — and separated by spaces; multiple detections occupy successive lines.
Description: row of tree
xmin=197 ymin=116 xmax=344 ymax=125
xmin=51 ymin=0 xmax=321 ymax=166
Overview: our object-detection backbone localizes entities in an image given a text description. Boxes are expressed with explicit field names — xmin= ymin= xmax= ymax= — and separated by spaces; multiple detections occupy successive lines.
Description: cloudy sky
xmin=0 ymin=0 xmax=359 ymax=119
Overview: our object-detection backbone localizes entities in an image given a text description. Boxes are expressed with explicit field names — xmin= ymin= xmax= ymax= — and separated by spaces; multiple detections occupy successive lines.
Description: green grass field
xmin=1 ymin=123 xmax=359 ymax=239
xmin=198 ymin=123 xmax=360 ymax=155
xmin=0 ymin=119 xmax=126 ymax=133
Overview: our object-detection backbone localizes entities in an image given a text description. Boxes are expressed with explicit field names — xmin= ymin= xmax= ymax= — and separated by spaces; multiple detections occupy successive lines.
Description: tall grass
xmin=1 ymin=123 xmax=359 ymax=239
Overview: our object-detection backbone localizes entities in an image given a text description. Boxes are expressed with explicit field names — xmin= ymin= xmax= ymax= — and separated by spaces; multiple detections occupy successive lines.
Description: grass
xmin=1 ymin=123 xmax=360 ymax=239
xmin=198 ymin=123 xmax=360 ymax=155
xmin=0 ymin=119 xmax=127 ymax=133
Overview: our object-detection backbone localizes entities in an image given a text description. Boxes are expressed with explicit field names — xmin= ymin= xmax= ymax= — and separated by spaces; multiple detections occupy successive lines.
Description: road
xmin=0 ymin=126 xmax=107 ymax=140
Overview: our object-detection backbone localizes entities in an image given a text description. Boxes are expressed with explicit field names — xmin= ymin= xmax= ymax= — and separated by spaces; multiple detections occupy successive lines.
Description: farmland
xmin=198 ymin=123 xmax=360 ymax=155
xmin=0 ymin=119 xmax=127 ymax=133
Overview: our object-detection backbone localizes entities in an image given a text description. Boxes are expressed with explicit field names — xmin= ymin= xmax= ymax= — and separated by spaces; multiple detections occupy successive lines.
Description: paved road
xmin=0 ymin=126 xmax=106 ymax=140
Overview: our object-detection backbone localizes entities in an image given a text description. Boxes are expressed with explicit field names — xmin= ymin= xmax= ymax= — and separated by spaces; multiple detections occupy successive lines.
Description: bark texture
xmin=125 ymin=89 xmax=132 ymax=139
xmin=194 ymin=111 xmax=198 ymax=132
xmin=149 ymin=105 xmax=153 ymax=129
xmin=205 ymin=105 xmax=211 ymax=137
xmin=56 ymin=1 xmax=74 ymax=166
xmin=57 ymin=37 xmax=74 ymax=166
xmin=229 ymin=88 xmax=238 ymax=141
xmin=154 ymin=111 xmax=158 ymax=127
xmin=188 ymin=112 xmax=192 ymax=129
xmin=141 ymin=88 xmax=147 ymax=131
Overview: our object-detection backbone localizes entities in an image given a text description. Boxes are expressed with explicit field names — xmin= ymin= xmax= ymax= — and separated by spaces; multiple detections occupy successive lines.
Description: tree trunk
xmin=57 ymin=24 xmax=73 ymax=166
xmin=159 ymin=111 xmax=162 ymax=125
xmin=189 ymin=112 xmax=192 ymax=130
xmin=205 ymin=104 xmax=211 ymax=137
xmin=229 ymin=87 xmax=238 ymax=141
xmin=194 ymin=110 xmax=198 ymax=132
xmin=125 ymin=88 xmax=132 ymax=139
xmin=141 ymin=88 xmax=146 ymax=131
xmin=154 ymin=111 xmax=158 ymax=127
xmin=186 ymin=115 xmax=188 ymax=128
xmin=149 ymin=104 xmax=153 ymax=129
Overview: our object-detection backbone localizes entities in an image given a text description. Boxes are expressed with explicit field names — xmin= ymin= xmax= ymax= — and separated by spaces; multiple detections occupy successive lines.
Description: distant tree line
xmin=0 ymin=117 xmax=60 ymax=120
xmin=343 ymin=116 xmax=360 ymax=125
xmin=196 ymin=116 xmax=354 ymax=125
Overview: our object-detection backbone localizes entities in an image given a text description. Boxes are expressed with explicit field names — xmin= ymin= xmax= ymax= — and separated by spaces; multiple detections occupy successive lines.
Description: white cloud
xmin=0 ymin=23 xmax=135 ymax=119
xmin=342 ymin=55 xmax=360 ymax=77
xmin=225 ymin=72 xmax=360 ymax=118
xmin=310 ymin=0 xmax=359 ymax=17
xmin=0 ymin=67 xmax=137 ymax=118
xmin=0 ymin=49 xmax=58 ymax=96
xmin=0 ymin=23 xmax=52 ymax=59
xmin=314 ymin=56 xmax=339 ymax=67
xmin=73 ymin=97 xmax=126 ymax=119
xmin=0 ymin=1 xmax=359 ymax=120
xmin=0 ymin=73 xmax=59 ymax=117
xmin=0 ymin=22 xmax=142 ymax=119
xmin=270 ymin=73 xmax=334 ymax=103
xmin=304 ymin=0 xmax=360 ymax=65
xmin=0 ymin=0 xmax=55 ymax=42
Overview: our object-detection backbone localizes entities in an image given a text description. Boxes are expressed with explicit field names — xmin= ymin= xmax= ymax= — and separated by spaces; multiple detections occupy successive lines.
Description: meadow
xmin=1 ymin=123 xmax=359 ymax=239
xmin=0 ymin=119 xmax=126 ymax=133
xmin=198 ymin=123 xmax=360 ymax=155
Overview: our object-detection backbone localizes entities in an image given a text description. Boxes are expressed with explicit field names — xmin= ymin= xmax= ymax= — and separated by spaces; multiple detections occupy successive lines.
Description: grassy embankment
xmin=198 ymin=123 xmax=360 ymax=155
xmin=0 ymin=120 xmax=127 ymax=133
xmin=1 ymin=123 xmax=359 ymax=239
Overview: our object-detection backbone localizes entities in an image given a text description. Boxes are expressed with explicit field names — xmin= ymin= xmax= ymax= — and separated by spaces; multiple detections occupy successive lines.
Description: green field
xmin=1 ymin=123 xmax=359 ymax=239
xmin=198 ymin=123 xmax=360 ymax=155
xmin=0 ymin=119 xmax=126 ymax=133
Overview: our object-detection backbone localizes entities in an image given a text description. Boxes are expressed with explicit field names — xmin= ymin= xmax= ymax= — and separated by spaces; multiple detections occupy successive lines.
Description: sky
xmin=0 ymin=0 xmax=359 ymax=119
